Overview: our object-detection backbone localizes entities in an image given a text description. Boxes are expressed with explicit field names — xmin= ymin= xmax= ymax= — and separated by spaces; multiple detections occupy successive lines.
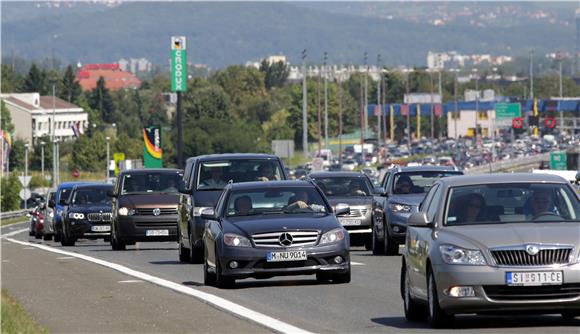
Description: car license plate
xmin=146 ymin=229 xmax=169 ymax=236
xmin=91 ymin=225 xmax=111 ymax=232
xmin=339 ymin=218 xmax=361 ymax=226
xmin=267 ymin=251 xmax=307 ymax=262
xmin=506 ymin=271 xmax=563 ymax=286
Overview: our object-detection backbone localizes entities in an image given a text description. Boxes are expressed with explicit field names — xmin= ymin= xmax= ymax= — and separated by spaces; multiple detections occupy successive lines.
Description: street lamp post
xmin=559 ymin=59 xmax=564 ymax=132
xmin=428 ymin=69 xmax=435 ymax=139
xmin=40 ymin=141 xmax=45 ymax=182
xmin=403 ymin=68 xmax=412 ymax=148
xmin=323 ymin=52 xmax=328 ymax=149
xmin=473 ymin=68 xmax=479 ymax=145
xmin=377 ymin=54 xmax=382 ymax=147
xmin=302 ymin=49 xmax=308 ymax=158
xmin=51 ymin=77 xmax=57 ymax=188
xmin=24 ymin=143 xmax=29 ymax=210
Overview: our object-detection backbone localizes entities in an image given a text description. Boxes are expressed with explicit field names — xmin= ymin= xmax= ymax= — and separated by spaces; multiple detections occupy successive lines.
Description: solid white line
xmin=4 ymin=237 xmax=312 ymax=334
xmin=1 ymin=228 xmax=29 ymax=238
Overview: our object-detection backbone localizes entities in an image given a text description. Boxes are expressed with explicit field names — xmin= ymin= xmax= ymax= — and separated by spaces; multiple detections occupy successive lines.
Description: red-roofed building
xmin=76 ymin=63 xmax=141 ymax=91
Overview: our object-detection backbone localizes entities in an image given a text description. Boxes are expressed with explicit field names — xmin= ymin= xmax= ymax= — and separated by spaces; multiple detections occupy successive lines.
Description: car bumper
xmin=117 ymin=215 xmax=178 ymax=242
xmin=218 ymin=243 xmax=350 ymax=279
xmin=383 ymin=212 xmax=409 ymax=241
xmin=68 ymin=220 xmax=111 ymax=239
xmin=433 ymin=263 xmax=580 ymax=314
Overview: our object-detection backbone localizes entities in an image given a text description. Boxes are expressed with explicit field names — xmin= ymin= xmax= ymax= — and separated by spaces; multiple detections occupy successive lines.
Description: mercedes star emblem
xmin=279 ymin=232 xmax=293 ymax=247
xmin=525 ymin=244 xmax=540 ymax=256
xmin=152 ymin=208 xmax=161 ymax=216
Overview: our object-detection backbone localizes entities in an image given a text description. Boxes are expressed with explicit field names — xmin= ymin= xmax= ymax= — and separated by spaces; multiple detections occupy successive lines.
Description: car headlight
xmin=320 ymin=228 xmax=345 ymax=245
xmin=223 ymin=233 xmax=251 ymax=247
xmin=390 ymin=203 xmax=411 ymax=213
xmin=193 ymin=206 xmax=213 ymax=217
xmin=68 ymin=212 xmax=85 ymax=220
xmin=440 ymin=245 xmax=486 ymax=265
xmin=118 ymin=207 xmax=135 ymax=216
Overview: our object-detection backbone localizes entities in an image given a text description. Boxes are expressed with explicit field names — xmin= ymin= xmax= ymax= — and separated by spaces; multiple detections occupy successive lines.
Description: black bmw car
xmin=60 ymin=183 xmax=114 ymax=246
xmin=202 ymin=180 xmax=351 ymax=288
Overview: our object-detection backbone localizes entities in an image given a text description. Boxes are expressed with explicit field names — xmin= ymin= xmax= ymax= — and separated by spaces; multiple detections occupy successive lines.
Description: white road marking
xmin=118 ymin=280 xmax=144 ymax=283
xmin=56 ymin=257 xmax=75 ymax=260
xmin=4 ymin=237 xmax=312 ymax=334
xmin=351 ymin=261 xmax=365 ymax=266
xmin=1 ymin=228 xmax=28 ymax=238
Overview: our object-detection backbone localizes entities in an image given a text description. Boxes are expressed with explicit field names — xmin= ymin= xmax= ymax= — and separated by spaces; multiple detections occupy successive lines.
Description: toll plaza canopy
xmin=367 ymin=99 xmax=580 ymax=117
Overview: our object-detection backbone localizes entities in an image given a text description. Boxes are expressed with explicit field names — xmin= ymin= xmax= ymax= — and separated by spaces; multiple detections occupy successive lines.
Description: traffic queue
xmin=28 ymin=152 xmax=580 ymax=328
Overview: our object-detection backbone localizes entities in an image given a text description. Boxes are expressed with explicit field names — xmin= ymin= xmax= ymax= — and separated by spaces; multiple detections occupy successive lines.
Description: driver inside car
xmin=234 ymin=196 xmax=253 ymax=216
xmin=528 ymin=189 xmax=558 ymax=220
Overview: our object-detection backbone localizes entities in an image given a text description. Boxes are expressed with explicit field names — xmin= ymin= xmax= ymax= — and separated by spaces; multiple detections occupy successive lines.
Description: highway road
xmin=2 ymin=222 xmax=579 ymax=333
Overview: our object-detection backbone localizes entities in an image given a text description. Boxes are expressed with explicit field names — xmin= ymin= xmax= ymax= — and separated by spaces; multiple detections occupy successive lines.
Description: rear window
xmin=71 ymin=188 xmax=112 ymax=206
xmin=196 ymin=159 xmax=283 ymax=190
xmin=393 ymin=171 xmax=461 ymax=195
xmin=311 ymin=177 xmax=373 ymax=197
xmin=121 ymin=171 xmax=183 ymax=195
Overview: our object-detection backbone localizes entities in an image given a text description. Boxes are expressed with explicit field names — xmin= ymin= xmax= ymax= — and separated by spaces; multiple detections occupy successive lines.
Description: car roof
xmin=58 ymin=181 xmax=90 ymax=189
xmin=308 ymin=171 xmax=366 ymax=178
xmin=391 ymin=165 xmax=461 ymax=173
xmin=119 ymin=168 xmax=182 ymax=176
xmin=228 ymin=180 xmax=313 ymax=190
xmin=73 ymin=183 xmax=114 ymax=190
xmin=186 ymin=153 xmax=281 ymax=163
xmin=439 ymin=173 xmax=570 ymax=187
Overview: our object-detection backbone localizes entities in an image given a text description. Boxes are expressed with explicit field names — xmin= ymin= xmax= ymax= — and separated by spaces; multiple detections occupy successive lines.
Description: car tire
xmin=364 ymin=237 xmax=372 ymax=251
xmin=111 ymin=228 xmax=126 ymax=251
xmin=427 ymin=269 xmax=454 ymax=328
xmin=332 ymin=269 xmax=351 ymax=284
xmin=401 ymin=265 xmax=427 ymax=321
xmin=34 ymin=232 xmax=42 ymax=239
xmin=383 ymin=225 xmax=399 ymax=256
xmin=203 ymin=246 xmax=216 ymax=286
xmin=60 ymin=232 xmax=75 ymax=247
xmin=29 ymin=229 xmax=35 ymax=237
xmin=215 ymin=256 xmax=234 ymax=289
xmin=189 ymin=230 xmax=203 ymax=264
xmin=179 ymin=239 xmax=191 ymax=263
xmin=43 ymin=234 xmax=52 ymax=241
xmin=561 ymin=311 xmax=580 ymax=319
xmin=372 ymin=225 xmax=384 ymax=255
xmin=54 ymin=231 xmax=61 ymax=242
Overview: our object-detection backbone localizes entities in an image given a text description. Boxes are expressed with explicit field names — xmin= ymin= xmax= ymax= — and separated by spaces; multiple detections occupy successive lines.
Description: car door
xmin=204 ymin=189 xmax=227 ymax=267
xmin=179 ymin=159 xmax=195 ymax=242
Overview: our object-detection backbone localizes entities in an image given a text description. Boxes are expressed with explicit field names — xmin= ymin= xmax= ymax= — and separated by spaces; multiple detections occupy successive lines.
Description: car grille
xmin=252 ymin=231 xmax=319 ymax=248
xmin=483 ymin=284 xmax=580 ymax=301
xmin=87 ymin=212 xmax=112 ymax=222
xmin=491 ymin=247 xmax=573 ymax=266
xmin=134 ymin=208 xmax=178 ymax=216
xmin=346 ymin=207 xmax=368 ymax=218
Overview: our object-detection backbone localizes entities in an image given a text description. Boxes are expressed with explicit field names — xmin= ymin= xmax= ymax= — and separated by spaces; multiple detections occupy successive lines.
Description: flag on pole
xmin=71 ymin=121 xmax=84 ymax=138
xmin=389 ymin=105 xmax=395 ymax=142
xmin=401 ymin=104 xmax=409 ymax=116
xmin=434 ymin=104 xmax=442 ymax=117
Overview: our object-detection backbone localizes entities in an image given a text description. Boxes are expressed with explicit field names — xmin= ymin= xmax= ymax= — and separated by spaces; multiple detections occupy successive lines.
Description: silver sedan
xmin=401 ymin=173 xmax=580 ymax=328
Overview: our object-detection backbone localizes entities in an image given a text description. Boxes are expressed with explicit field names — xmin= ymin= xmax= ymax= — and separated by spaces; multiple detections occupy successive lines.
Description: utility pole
xmin=24 ymin=143 xmax=29 ymax=210
xmin=364 ymin=52 xmax=368 ymax=138
xmin=377 ymin=54 xmax=382 ymax=147
xmin=437 ymin=70 xmax=442 ymax=139
xmin=40 ymin=141 xmax=45 ymax=182
xmin=323 ymin=52 xmax=328 ymax=149
xmin=559 ymin=58 xmax=564 ymax=133
xmin=338 ymin=78 xmax=343 ymax=165
xmin=405 ymin=69 xmax=411 ymax=148
xmin=106 ymin=137 xmax=110 ymax=180
xmin=429 ymin=69 xmax=434 ymax=139
xmin=302 ymin=49 xmax=308 ymax=158
xmin=382 ymin=65 xmax=387 ymax=146
xmin=359 ymin=71 xmax=364 ymax=147
xmin=473 ymin=68 xmax=479 ymax=145
xmin=51 ymin=78 xmax=57 ymax=188
xmin=529 ymin=49 xmax=534 ymax=100
xmin=317 ymin=61 xmax=322 ymax=155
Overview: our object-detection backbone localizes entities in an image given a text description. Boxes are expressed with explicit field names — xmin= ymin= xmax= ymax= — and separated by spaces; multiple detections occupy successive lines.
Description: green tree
xmin=8 ymin=138 xmax=25 ymax=171
xmin=1 ymin=100 xmax=14 ymax=132
xmin=60 ymin=65 xmax=82 ymax=103
xmin=1 ymin=64 xmax=23 ymax=92
xmin=259 ymin=60 xmax=290 ymax=89
xmin=71 ymin=132 xmax=106 ymax=171
xmin=23 ymin=63 xmax=49 ymax=94
xmin=1 ymin=174 xmax=22 ymax=212
xmin=89 ymin=77 xmax=114 ymax=123
xmin=30 ymin=134 xmax=53 ymax=171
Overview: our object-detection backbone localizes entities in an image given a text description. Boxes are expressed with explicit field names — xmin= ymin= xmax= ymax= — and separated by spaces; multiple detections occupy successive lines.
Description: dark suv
xmin=178 ymin=154 xmax=287 ymax=263
xmin=375 ymin=165 xmax=463 ymax=255
xmin=60 ymin=183 xmax=114 ymax=246
xmin=108 ymin=168 xmax=183 ymax=250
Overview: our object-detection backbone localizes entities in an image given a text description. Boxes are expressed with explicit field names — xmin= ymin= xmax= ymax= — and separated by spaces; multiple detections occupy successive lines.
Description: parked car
xmin=60 ymin=183 xmax=114 ymax=246
xmin=377 ymin=166 xmax=463 ymax=255
xmin=401 ymin=173 xmax=580 ymax=328
xmin=309 ymin=171 xmax=384 ymax=250
xmin=50 ymin=182 xmax=88 ymax=243
xmin=202 ymin=180 xmax=351 ymax=288
xmin=40 ymin=189 xmax=56 ymax=241
xmin=109 ymin=168 xmax=183 ymax=250
xmin=178 ymin=154 xmax=287 ymax=263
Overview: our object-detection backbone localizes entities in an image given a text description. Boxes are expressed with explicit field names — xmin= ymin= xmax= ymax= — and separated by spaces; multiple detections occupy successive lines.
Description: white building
xmin=1 ymin=93 xmax=88 ymax=144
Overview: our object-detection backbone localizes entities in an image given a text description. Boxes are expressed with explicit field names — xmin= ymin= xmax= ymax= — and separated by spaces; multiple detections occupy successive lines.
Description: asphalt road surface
xmin=2 ymin=222 xmax=579 ymax=334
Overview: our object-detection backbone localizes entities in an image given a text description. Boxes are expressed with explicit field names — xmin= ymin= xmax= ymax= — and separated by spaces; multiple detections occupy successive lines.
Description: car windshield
xmin=58 ymin=188 xmax=72 ymax=203
xmin=312 ymin=177 xmax=373 ymax=197
xmin=196 ymin=160 xmax=283 ymax=190
xmin=120 ymin=172 xmax=182 ymax=195
xmin=445 ymin=183 xmax=580 ymax=226
xmin=393 ymin=171 xmax=461 ymax=195
xmin=71 ymin=188 xmax=112 ymax=206
xmin=226 ymin=187 xmax=328 ymax=217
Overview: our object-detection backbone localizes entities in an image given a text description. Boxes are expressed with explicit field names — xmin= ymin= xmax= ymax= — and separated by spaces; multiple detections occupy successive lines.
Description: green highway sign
xmin=171 ymin=36 xmax=187 ymax=92
xmin=495 ymin=103 xmax=521 ymax=120
xmin=549 ymin=151 xmax=567 ymax=170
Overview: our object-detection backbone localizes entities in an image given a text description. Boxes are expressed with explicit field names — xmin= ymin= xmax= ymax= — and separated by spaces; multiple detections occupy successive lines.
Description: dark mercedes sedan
xmin=202 ymin=181 xmax=351 ymax=288
xmin=60 ymin=183 xmax=114 ymax=246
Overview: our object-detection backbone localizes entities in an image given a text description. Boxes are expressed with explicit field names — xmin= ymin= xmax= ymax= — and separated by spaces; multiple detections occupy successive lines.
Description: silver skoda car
xmin=401 ymin=173 xmax=580 ymax=328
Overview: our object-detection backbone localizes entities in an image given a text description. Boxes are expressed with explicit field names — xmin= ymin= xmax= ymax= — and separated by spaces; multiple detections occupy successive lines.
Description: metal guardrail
xmin=0 ymin=209 xmax=29 ymax=220
xmin=465 ymin=152 xmax=550 ymax=175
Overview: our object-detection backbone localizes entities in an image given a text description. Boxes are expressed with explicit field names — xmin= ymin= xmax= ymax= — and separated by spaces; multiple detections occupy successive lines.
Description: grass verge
xmin=1 ymin=290 xmax=49 ymax=334
xmin=1 ymin=216 xmax=28 ymax=227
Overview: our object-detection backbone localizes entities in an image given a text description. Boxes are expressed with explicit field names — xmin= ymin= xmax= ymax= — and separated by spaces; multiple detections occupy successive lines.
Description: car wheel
xmin=383 ymin=225 xmax=399 ymax=256
xmin=203 ymin=246 xmax=216 ymax=286
xmin=215 ymin=256 xmax=234 ymax=289
xmin=60 ymin=228 xmax=75 ymax=246
xmin=110 ymin=227 xmax=126 ymax=251
xmin=189 ymin=230 xmax=203 ymax=264
xmin=179 ymin=239 xmax=191 ymax=263
xmin=332 ymin=269 xmax=351 ymax=284
xmin=372 ymin=225 xmax=384 ymax=255
xmin=29 ymin=229 xmax=35 ymax=237
xmin=402 ymin=265 xmax=427 ymax=321
xmin=427 ymin=269 xmax=453 ymax=328
xmin=34 ymin=232 xmax=42 ymax=239
xmin=43 ymin=233 xmax=52 ymax=241
xmin=561 ymin=311 xmax=580 ymax=319
xmin=53 ymin=231 xmax=61 ymax=242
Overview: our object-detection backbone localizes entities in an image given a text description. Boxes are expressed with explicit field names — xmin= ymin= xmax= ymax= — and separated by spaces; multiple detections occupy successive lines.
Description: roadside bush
xmin=29 ymin=175 xmax=51 ymax=189
xmin=1 ymin=175 xmax=22 ymax=212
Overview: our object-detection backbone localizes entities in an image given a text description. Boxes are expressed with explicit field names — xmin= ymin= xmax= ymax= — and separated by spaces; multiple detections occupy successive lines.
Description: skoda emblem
xmin=279 ymin=233 xmax=293 ymax=247
xmin=152 ymin=208 xmax=161 ymax=216
xmin=526 ymin=244 xmax=540 ymax=256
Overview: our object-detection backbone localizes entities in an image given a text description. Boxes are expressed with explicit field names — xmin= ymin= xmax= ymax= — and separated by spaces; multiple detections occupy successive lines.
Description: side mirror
xmin=200 ymin=207 xmax=216 ymax=220
xmin=59 ymin=198 xmax=68 ymax=206
xmin=335 ymin=203 xmax=350 ymax=216
xmin=106 ymin=189 xmax=117 ymax=198
xmin=178 ymin=183 xmax=189 ymax=194
xmin=407 ymin=212 xmax=432 ymax=228
xmin=48 ymin=199 xmax=56 ymax=208
xmin=374 ymin=187 xmax=387 ymax=196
